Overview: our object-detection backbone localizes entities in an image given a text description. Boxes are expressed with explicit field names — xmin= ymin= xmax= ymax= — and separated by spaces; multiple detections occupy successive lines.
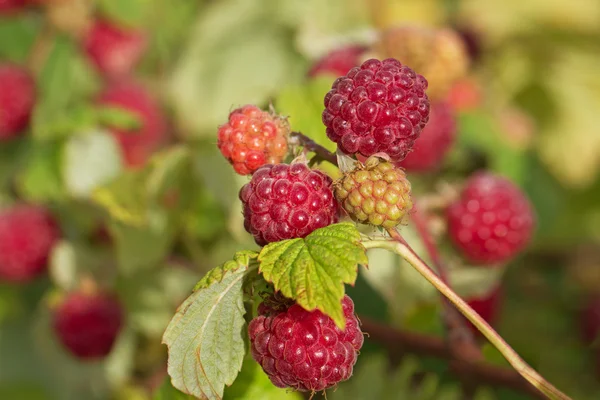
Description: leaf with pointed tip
xmin=162 ymin=255 xmax=256 ymax=400
xmin=258 ymin=223 xmax=367 ymax=329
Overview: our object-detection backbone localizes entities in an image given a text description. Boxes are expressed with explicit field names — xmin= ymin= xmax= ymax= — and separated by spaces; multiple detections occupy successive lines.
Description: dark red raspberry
xmin=83 ymin=19 xmax=148 ymax=80
xmin=447 ymin=172 xmax=535 ymax=265
xmin=96 ymin=81 xmax=167 ymax=168
xmin=240 ymin=163 xmax=338 ymax=246
xmin=0 ymin=0 xmax=27 ymax=14
xmin=53 ymin=290 xmax=124 ymax=360
xmin=465 ymin=285 xmax=503 ymax=336
xmin=308 ymin=45 xmax=367 ymax=78
xmin=249 ymin=295 xmax=364 ymax=392
xmin=0 ymin=205 xmax=60 ymax=283
xmin=0 ymin=63 xmax=36 ymax=140
xmin=322 ymin=58 xmax=430 ymax=162
xmin=217 ymin=105 xmax=289 ymax=175
xmin=397 ymin=101 xmax=456 ymax=172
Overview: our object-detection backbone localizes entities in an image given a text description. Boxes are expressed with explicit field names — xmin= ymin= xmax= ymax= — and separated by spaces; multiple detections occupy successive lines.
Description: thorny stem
xmin=290 ymin=132 xmax=338 ymax=166
xmin=401 ymin=204 xmax=483 ymax=363
xmin=362 ymin=238 xmax=572 ymax=400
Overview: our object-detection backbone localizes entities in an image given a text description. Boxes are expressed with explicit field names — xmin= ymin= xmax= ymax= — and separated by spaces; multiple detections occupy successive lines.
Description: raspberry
xmin=249 ymin=294 xmax=363 ymax=392
xmin=335 ymin=156 xmax=412 ymax=228
xmin=465 ymin=286 xmax=503 ymax=336
xmin=0 ymin=63 xmax=36 ymax=141
xmin=239 ymin=162 xmax=338 ymax=246
xmin=446 ymin=172 xmax=535 ymax=265
xmin=374 ymin=26 xmax=468 ymax=101
xmin=322 ymin=58 xmax=430 ymax=163
xmin=83 ymin=19 xmax=148 ymax=80
xmin=397 ymin=101 xmax=456 ymax=172
xmin=0 ymin=0 xmax=27 ymax=14
xmin=0 ymin=205 xmax=60 ymax=283
xmin=96 ymin=81 xmax=167 ymax=168
xmin=308 ymin=45 xmax=367 ymax=78
xmin=217 ymin=105 xmax=290 ymax=175
xmin=53 ymin=290 xmax=123 ymax=360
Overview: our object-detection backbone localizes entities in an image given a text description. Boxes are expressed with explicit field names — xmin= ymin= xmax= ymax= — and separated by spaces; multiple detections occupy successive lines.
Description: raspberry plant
xmin=161 ymin=59 xmax=570 ymax=400
xmin=2 ymin=2 xmax=596 ymax=399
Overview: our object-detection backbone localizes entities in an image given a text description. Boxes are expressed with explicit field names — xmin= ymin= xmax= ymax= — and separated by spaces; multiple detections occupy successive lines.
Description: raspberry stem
xmin=290 ymin=131 xmax=338 ymax=166
xmin=362 ymin=237 xmax=572 ymax=400
xmin=401 ymin=202 xmax=483 ymax=364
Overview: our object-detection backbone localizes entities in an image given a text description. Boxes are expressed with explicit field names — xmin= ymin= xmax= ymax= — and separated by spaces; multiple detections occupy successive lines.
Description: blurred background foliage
xmin=1 ymin=0 xmax=600 ymax=399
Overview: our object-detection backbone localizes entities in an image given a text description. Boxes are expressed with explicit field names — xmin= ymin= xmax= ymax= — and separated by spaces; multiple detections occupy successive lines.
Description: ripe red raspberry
xmin=0 ymin=0 xmax=27 ymax=14
xmin=83 ymin=19 xmax=148 ymax=80
xmin=249 ymin=294 xmax=364 ymax=392
xmin=96 ymin=81 xmax=167 ymax=168
xmin=0 ymin=63 xmax=36 ymax=140
xmin=397 ymin=101 xmax=456 ymax=172
xmin=308 ymin=45 xmax=367 ymax=78
xmin=53 ymin=290 xmax=124 ymax=360
xmin=239 ymin=163 xmax=338 ymax=246
xmin=322 ymin=58 xmax=430 ymax=163
xmin=447 ymin=172 xmax=535 ymax=265
xmin=0 ymin=205 xmax=60 ymax=283
xmin=465 ymin=285 xmax=503 ymax=336
xmin=217 ymin=105 xmax=290 ymax=175
xmin=335 ymin=156 xmax=412 ymax=228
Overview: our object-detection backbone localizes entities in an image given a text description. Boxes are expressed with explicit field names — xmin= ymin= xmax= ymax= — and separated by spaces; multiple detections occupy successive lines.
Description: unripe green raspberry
xmin=335 ymin=156 xmax=412 ymax=228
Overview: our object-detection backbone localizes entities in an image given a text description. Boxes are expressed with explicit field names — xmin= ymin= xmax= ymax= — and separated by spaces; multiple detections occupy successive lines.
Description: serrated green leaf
xmin=162 ymin=258 xmax=253 ymax=400
xmin=258 ymin=222 xmax=367 ymax=328
xmin=62 ymin=129 xmax=123 ymax=198
xmin=194 ymin=251 xmax=258 ymax=291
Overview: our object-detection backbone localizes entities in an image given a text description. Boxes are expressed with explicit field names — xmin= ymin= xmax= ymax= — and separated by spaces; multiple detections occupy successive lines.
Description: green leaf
xmin=17 ymin=141 xmax=65 ymax=202
xmin=223 ymin=356 xmax=302 ymax=400
xmin=61 ymin=129 xmax=123 ymax=198
xmin=0 ymin=16 xmax=40 ymax=62
xmin=92 ymin=170 xmax=148 ymax=226
xmin=162 ymin=257 xmax=254 ymax=400
xmin=96 ymin=106 xmax=142 ymax=131
xmin=194 ymin=251 xmax=258 ymax=291
xmin=32 ymin=35 xmax=100 ymax=140
xmin=258 ymin=222 xmax=367 ymax=328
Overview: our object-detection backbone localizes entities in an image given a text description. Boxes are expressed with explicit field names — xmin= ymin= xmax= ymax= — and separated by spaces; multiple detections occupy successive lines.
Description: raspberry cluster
xmin=239 ymin=162 xmax=338 ymax=246
xmin=217 ymin=105 xmax=290 ymax=175
xmin=0 ymin=205 xmax=60 ymax=283
xmin=249 ymin=294 xmax=363 ymax=392
xmin=446 ymin=172 xmax=535 ymax=265
xmin=53 ymin=290 xmax=124 ymax=359
xmin=335 ymin=156 xmax=412 ymax=228
xmin=322 ymin=58 xmax=430 ymax=162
